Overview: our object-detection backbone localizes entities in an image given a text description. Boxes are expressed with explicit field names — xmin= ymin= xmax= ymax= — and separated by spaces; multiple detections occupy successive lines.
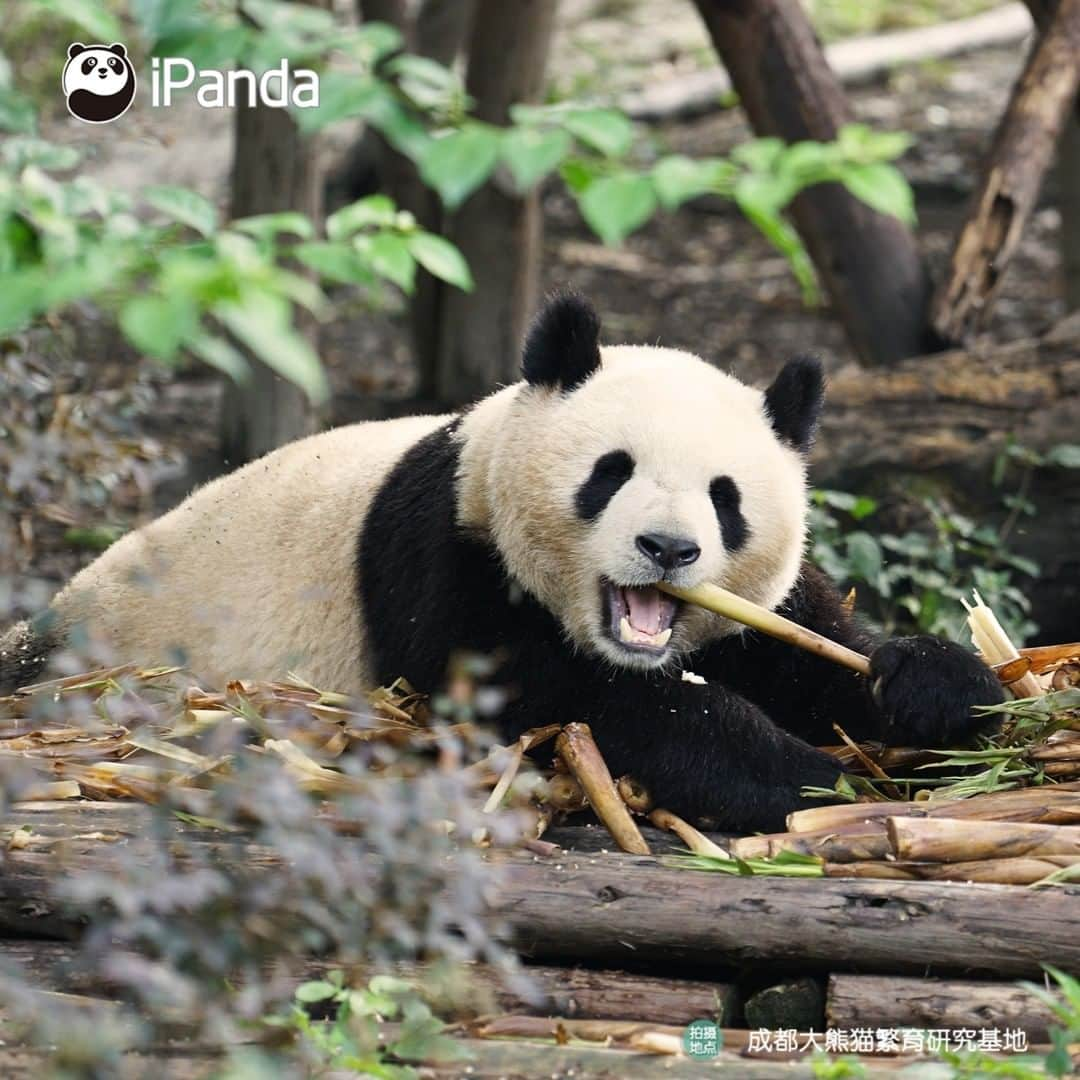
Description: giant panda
xmin=0 ymin=293 xmax=1003 ymax=830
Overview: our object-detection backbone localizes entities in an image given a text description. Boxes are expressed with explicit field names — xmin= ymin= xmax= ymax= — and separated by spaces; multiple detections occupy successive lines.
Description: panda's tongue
xmin=623 ymin=586 xmax=666 ymax=635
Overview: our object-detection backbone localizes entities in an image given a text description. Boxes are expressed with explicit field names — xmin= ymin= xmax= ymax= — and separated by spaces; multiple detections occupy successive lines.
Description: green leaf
xmin=731 ymin=137 xmax=785 ymax=173
xmin=577 ymin=173 xmax=657 ymax=246
xmin=651 ymin=155 xmax=733 ymax=209
xmin=152 ymin=26 xmax=249 ymax=69
xmin=294 ymin=241 xmax=375 ymax=285
xmin=186 ymin=332 xmax=251 ymax=384
xmin=3 ymin=138 xmax=79 ymax=171
xmin=559 ymin=157 xmax=602 ymax=195
xmin=839 ymin=163 xmax=916 ymax=227
xmin=500 ymin=127 xmax=572 ymax=192
xmin=119 ymin=295 xmax=197 ymax=361
xmin=562 ymin=108 xmax=634 ymax=158
xmin=420 ymin=126 xmax=501 ymax=210
xmin=326 ymin=195 xmax=397 ymax=241
xmin=844 ymin=531 xmax=883 ymax=583
xmin=363 ymin=232 xmax=416 ymax=293
xmin=144 ymin=185 xmax=218 ymax=237
xmin=407 ymin=232 xmax=472 ymax=291
xmin=215 ymin=291 xmax=329 ymax=404
xmin=1046 ymin=444 xmax=1080 ymax=469
xmin=36 ymin=0 xmax=122 ymax=40
xmin=231 ymin=212 xmax=314 ymax=242
xmin=0 ymin=89 xmax=36 ymax=135
xmin=294 ymin=980 xmax=339 ymax=1003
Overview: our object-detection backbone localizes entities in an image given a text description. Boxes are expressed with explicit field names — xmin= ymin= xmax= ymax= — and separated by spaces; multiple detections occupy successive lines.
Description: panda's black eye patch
xmin=709 ymin=476 xmax=749 ymax=552
xmin=576 ymin=450 xmax=634 ymax=521
xmin=82 ymin=56 xmax=97 ymax=75
xmin=108 ymin=57 xmax=122 ymax=71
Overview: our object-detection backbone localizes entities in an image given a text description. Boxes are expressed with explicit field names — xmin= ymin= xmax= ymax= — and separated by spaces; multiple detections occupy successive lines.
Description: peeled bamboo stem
xmin=657 ymin=581 xmax=871 ymax=676
xmin=965 ymin=591 xmax=1043 ymax=697
xmin=827 ymin=855 xmax=1080 ymax=885
xmin=888 ymin=816 xmax=1080 ymax=862
xmin=731 ymin=824 xmax=890 ymax=863
xmin=555 ymin=723 xmax=651 ymax=855
xmin=786 ymin=782 xmax=1080 ymax=832
xmin=648 ymin=808 xmax=730 ymax=858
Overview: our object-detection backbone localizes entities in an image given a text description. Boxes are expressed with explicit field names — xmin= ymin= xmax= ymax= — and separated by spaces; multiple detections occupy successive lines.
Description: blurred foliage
xmin=0 ymin=660 xmax=522 ymax=1074
xmin=810 ymin=442 xmax=1080 ymax=645
xmin=0 ymin=0 xmax=919 ymax=399
xmin=0 ymin=136 xmax=473 ymax=404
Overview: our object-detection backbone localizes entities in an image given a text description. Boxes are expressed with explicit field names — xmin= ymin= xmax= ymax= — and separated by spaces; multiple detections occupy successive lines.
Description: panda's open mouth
xmin=602 ymin=580 xmax=680 ymax=654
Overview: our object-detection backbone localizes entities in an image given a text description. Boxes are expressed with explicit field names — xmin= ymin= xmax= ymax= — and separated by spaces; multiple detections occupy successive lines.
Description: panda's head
xmin=62 ymin=42 xmax=136 ymax=124
xmin=458 ymin=292 xmax=824 ymax=672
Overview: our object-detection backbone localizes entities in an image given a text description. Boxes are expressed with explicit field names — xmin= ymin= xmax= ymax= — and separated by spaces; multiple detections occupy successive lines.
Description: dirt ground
xmin=11 ymin=8 xmax=1072 ymax=626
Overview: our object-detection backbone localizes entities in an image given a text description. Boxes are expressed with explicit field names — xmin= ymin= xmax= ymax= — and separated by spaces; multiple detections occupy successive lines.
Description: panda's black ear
xmin=764 ymin=355 xmax=825 ymax=453
xmin=108 ymin=43 xmax=127 ymax=58
xmin=522 ymin=290 xmax=601 ymax=391
xmin=68 ymin=43 xmax=86 ymax=59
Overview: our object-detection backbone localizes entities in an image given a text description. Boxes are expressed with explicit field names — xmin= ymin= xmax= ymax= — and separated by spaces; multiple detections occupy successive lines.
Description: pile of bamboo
xmin=730 ymin=784 xmax=1080 ymax=885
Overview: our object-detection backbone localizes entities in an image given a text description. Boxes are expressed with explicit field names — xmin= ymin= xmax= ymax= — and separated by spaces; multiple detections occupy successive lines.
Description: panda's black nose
xmin=636 ymin=532 xmax=701 ymax=571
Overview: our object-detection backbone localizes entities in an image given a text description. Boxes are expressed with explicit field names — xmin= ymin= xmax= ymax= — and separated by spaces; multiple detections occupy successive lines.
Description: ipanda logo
xmin=63 ymin=42 xmax=319 ymax=125
xmin=63 ymin=43 xmax=137 ymax=124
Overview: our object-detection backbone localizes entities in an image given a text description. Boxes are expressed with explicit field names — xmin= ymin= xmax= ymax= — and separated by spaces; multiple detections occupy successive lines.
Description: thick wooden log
xmin=827 ymin=974 xmax=1059 ymax=1040
xmin=816 ymin=331 xmax=1080 ymax=476
xmin=6 ymin=843 xmax=1080 ymax=975
xmin=692 ymin=0 xmax=934 ymax=366
xmin=888 ymin=817 xmax=1080 ymax=862
xmin=490 ymin=854 xmax=1080 ymax=976
xmin=930 ymin=0 xmax=1080 ymax=342
xmin=0 ymin=940 xmax=737 ymax=1026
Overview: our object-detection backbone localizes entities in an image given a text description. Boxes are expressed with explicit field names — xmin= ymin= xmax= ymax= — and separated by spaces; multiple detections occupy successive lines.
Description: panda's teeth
xmin=618 ymin=617 xmax=672 ymax=648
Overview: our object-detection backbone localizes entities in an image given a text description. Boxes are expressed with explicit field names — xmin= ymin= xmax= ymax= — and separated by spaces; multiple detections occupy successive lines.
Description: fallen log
xmin=491 ymin=854 xmax=1080 ymax=976
xmin=7 ymin=846 xmax=1080 ymax=976
xmin=931 ymin=0 xmax=1080 ymax=343
xmin=888 ymin=816 xmax=1080 ymax=861
xmin=0 ymin=940 xmax=737 ymax=1027
xmin=786 ymin=782 xmax=1080 ymax=832
xmin=827 ymin=974 xmax=1059 ymax=1040
xmin=620 ymin=5 xmax=1036 ymax=122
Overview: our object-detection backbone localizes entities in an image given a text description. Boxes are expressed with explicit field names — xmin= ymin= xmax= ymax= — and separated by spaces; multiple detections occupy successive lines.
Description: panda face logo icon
xmin=62 ymin=42 xmax=136 ymax=124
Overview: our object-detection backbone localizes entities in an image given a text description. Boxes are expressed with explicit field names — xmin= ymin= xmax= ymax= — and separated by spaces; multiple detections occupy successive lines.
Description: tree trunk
xmin=433 ymin=0 xmax=558 ymax=406
xmin=691 ymin=0 xmax=935 ymax=366
xmin=220 ymin=83 xmax=324 ymax=465
xmin=1061 ymin=118 xmax=1080 ymax=310
xmin=827 ymin=974 xmax=1059 ymax=1040
xmin=931 ymin=0 xmax=1080 ymax=343
xmin=350 ymin=0 xmax=476 ymax=403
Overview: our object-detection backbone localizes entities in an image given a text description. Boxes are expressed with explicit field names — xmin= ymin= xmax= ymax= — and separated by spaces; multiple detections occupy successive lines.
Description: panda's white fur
xmin=49 ymin=413 xmax=449 ymax=693
xmin=38 ymin=342 xmax=804 ymax=691
xmin=457 ymin=345 xmax=808 ymax=671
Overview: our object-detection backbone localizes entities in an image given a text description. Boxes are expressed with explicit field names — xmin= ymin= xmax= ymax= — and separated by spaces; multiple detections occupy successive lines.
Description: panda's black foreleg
xmin=583 ymin=678 xmax=845 ymax=835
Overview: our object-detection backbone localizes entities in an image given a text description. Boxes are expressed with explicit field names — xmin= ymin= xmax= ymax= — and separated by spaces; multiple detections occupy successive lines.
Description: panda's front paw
xmin=869 ymin=635 xmax=1004 ymax=748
